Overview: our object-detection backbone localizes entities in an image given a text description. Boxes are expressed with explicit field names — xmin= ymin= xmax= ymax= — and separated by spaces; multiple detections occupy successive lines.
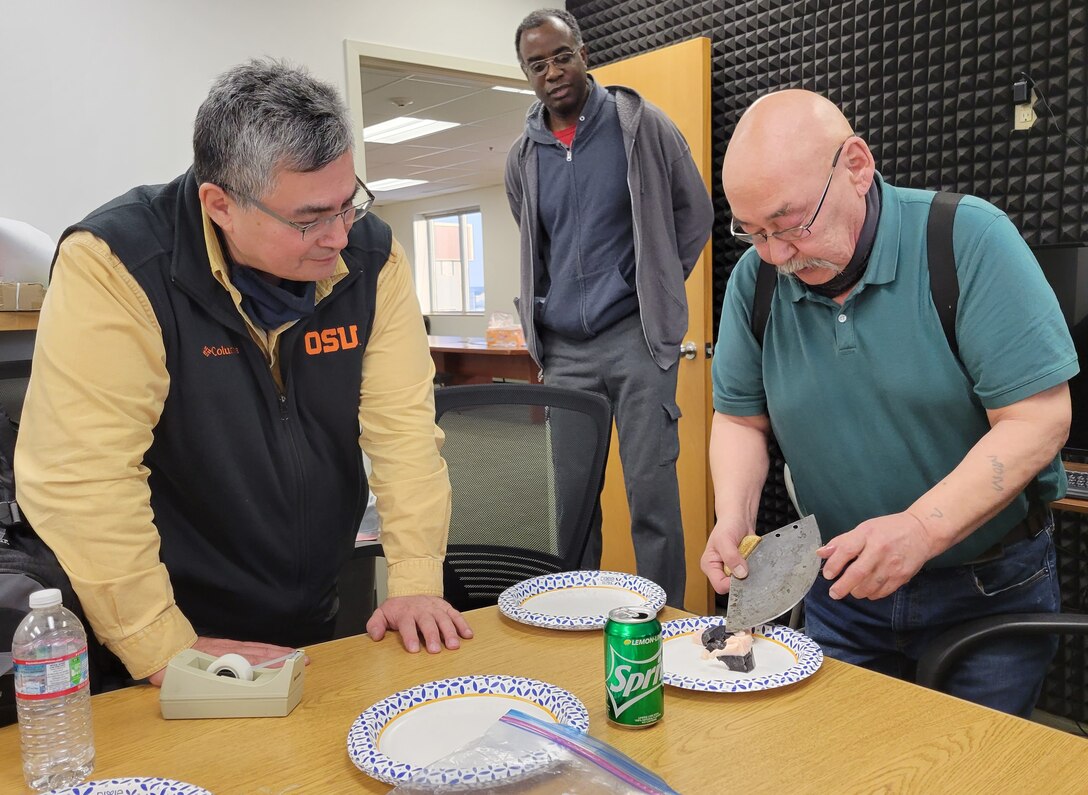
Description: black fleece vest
xmin=59 ymin=170 xmax=389 ymax=644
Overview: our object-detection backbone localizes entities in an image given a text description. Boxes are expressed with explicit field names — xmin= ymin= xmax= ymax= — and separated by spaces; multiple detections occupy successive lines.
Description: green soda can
xmin=604 ymin=605 xmax=663 ymax=728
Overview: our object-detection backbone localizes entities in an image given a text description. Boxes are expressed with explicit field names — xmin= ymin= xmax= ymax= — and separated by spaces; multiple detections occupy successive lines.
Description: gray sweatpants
xmin=540 ymin=311 xmax=686 ymax=607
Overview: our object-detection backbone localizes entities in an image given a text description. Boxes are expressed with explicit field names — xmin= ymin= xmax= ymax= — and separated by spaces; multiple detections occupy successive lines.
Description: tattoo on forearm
xmin=988 ymin=455 xmax=1005 ymax=492
xmin=929 ymin=507 xmax=944 ymax=519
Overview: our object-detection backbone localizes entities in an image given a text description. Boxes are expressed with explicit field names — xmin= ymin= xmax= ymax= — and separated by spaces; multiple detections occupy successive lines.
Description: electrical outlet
xmin=1014 ymin=102 xmax=1037 ymax=131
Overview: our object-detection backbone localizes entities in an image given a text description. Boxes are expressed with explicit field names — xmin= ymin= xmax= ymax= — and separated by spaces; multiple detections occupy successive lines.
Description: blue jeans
xmin=804 ymin=523 xmax=1060 ymax=717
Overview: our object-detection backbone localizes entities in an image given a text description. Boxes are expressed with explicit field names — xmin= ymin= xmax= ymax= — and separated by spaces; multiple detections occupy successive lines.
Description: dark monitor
xmin=1034 ymin=245 xmax=1088 ymax=456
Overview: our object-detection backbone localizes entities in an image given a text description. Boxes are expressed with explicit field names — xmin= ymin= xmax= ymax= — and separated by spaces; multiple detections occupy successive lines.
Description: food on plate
xmin=698 ymin=624 xmax=756 ymax=673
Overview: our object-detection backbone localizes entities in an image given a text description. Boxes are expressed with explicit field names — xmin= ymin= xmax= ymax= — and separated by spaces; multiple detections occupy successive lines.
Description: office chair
xmin=434 ymin=383 xmax=612 ymax=612
xmin=0 ymin=360 xmax=32 ymax=426
xmin=916 ymin=613 xmax=1088 ymax=693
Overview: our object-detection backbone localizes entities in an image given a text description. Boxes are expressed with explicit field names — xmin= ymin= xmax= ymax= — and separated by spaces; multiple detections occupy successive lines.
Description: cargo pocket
xmin=659 ymin=401 xmax=682 ymax=466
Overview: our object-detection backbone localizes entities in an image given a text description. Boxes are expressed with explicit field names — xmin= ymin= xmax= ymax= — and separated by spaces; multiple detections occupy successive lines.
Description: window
xmin=416 ymin=209 xmax=484 ymax=314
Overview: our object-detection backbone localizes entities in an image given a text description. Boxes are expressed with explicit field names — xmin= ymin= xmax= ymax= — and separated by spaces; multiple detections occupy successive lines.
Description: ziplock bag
xmin=393 ymin=708 xmax=679 ymax=793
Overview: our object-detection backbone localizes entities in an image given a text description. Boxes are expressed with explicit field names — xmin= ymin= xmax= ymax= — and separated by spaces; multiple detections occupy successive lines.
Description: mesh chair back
xmin=435 ymin=384 xmax=612 ymax=612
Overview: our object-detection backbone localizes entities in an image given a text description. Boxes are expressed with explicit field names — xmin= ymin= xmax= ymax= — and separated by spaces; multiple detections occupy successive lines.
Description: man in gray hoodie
xmin=505 ymin=8 xmax=713 ymax=606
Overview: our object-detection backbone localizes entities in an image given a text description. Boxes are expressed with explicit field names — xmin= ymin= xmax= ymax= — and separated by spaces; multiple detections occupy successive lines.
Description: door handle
xmin=680 ymin=341 xmax=698 ymax=360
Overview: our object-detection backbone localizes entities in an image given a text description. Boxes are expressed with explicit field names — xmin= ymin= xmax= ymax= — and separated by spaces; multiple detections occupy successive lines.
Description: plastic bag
xmin=393 ymin=709 xmax=678 ymax=794
xmin=484 ymin=312 xmax=525 ymax=348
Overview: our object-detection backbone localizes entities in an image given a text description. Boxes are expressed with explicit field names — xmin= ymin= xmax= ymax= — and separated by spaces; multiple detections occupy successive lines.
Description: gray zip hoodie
xmin=505 ymin=82 xmax=714 ymax=369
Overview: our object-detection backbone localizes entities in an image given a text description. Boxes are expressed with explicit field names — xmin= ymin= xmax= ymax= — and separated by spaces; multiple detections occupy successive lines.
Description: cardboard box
xmin=0 ymin=282 xmax=45 ymax=311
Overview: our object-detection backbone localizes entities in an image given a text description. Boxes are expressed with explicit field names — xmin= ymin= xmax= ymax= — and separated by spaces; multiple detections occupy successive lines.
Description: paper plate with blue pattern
xmin=347 ymin=674 xmax=589 ymax=786
xmin=498 ymin=570 xmax=667 ymax=630
xmin=48 ymin=779 xmax=211 ymax=795
xmin=661 ymin=616 xmax=823 ymax=692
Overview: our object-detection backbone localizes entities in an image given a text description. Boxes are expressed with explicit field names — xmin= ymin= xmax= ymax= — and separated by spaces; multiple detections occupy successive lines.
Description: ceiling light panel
xmin=364 ymin=117 xmax=460 ymax=144
xmin=368 ymin=178 xmax=429 ymax=192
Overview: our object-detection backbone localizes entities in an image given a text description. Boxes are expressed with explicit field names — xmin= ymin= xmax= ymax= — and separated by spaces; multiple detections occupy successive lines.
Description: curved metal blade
xmin=725 ymin=515 xmax=822 ymax=631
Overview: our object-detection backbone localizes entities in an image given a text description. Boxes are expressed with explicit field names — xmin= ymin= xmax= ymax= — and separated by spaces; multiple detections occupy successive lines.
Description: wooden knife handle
xmin=722 ymin=534 xmax=761 ymax=577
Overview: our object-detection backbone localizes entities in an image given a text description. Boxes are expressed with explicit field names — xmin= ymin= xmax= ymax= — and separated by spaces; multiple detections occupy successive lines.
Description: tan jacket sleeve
xmin=359 ymin=239 xmax=449 ymax=597
xmin=14 ymin=232 xmax=197 ymax=679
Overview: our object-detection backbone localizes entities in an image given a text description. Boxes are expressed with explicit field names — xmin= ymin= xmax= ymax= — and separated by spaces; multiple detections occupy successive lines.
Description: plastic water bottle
xmin=12 ymin=588 xmax=95 ymax=791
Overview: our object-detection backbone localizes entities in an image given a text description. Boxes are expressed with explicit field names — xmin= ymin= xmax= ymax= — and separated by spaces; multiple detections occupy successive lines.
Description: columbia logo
xmin=203 ymin=345 xmax=240 ymax=357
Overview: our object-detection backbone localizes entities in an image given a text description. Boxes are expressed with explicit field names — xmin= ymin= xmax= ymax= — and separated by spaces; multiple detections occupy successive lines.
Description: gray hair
xmin=515 ymin=8 xmax=583 ymax=58
xmin=192 ymin=58 xmax=353 ymax=203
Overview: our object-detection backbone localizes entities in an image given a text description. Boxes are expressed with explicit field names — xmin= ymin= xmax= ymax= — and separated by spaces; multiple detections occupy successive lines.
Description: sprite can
xmin=604 ymin=605 xmax=663 ymax=728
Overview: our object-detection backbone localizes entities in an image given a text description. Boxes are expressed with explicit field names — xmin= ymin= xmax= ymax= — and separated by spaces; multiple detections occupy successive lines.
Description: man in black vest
xmin=15 ymin=59 xmax=471 ymax=686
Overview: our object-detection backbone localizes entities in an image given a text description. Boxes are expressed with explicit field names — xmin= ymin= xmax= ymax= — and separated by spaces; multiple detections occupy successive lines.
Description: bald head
xmin=722 ymin=90 xmax=876 ymax=278
xmin=724 ymin=90 xmax=854 ymax=197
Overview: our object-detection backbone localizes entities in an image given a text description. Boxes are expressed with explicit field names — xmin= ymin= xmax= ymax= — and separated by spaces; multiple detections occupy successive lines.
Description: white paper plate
xmin=48 ymin=778 xmax=211 ymax=795
xmin=497 ymin=570 xmax=667 ymax=630
xmin=347 ymin=674 xmax=589 ymax=786
xmin=661 ymin=616 xmax=823 ymax=692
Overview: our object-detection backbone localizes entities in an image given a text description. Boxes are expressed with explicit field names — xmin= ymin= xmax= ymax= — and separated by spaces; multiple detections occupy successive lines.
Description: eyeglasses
xmin=523 ymin=50 xmax=578 ymax=77
xmin=730 ymin=138 xmax=850 ymax=245
xmin=223 ymin=177 xmax=375 ymax=240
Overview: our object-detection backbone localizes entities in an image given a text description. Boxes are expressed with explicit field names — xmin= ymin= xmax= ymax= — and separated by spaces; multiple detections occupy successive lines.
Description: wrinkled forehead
xmin=723 ymin=147 xmax=823 ymax=223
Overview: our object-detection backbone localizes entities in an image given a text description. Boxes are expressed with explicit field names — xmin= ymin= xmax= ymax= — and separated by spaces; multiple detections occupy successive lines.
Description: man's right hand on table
xmin=147 ymin=636 xmax=308 ymax=687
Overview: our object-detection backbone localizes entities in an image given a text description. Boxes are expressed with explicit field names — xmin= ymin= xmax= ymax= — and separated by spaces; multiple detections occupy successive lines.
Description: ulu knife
xmin=724 ymin=514 xmax=822 ymax=631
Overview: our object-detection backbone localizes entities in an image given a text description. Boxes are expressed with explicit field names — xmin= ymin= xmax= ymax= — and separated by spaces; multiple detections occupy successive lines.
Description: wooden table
xmin=2 ymin=607 xmax=1085 ymax=793
xmin=429 ymin=335 xmax=541 ymax=385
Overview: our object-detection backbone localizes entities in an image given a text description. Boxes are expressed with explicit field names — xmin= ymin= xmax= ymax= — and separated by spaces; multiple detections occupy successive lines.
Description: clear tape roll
xmin=207 ymin=652 xmax=254 ymax=681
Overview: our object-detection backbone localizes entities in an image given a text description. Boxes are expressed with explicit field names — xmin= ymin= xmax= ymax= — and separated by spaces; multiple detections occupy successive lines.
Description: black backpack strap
xmin=927 ymin=192 xmax=965 ymax=359
xmin=751 ymin=260 xmax=778 ymax=346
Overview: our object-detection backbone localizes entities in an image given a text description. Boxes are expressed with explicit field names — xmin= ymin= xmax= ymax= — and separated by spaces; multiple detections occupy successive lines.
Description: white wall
xmin=0 ymin=0 xmax=540 ymax=239
xmin=378 ymin=185 xmax=520 ymax=337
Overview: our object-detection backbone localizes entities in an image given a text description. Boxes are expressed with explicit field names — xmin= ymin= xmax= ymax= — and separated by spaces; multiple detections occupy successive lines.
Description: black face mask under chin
xmin=803 ymin=180 xmax=882 ymax=299
xmin=231 ymin=264 xmax=316 ymax=330
xmin=215 ymin=225 xmax=317 ymax=330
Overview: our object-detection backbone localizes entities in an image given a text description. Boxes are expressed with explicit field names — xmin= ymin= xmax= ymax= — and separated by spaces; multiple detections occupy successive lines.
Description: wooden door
xmin=592 ymin=39 xmax=714 ymax=614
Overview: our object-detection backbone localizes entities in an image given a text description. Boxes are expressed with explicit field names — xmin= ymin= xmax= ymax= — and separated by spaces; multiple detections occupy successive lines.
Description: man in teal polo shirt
xmin=703 ymin=89 xmax=1078 ymax=716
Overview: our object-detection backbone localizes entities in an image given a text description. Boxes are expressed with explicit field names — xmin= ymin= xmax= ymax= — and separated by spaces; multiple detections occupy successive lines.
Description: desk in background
xmin=0 ymin=312 xmax=39 ymax=332
xmin=1053 ymin=460 xmax=1088 ymax=515
xmin=429 ymin=335 xmax=541 ymax=385
xmin=1 ymin=606 xmax=1085 ymax=793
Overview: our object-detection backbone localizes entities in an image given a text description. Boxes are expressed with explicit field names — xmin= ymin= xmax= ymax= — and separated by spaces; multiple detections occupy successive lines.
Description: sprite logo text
xmin=608 ymin=658 xmax=662 ymax=697
xmin=606 ymin=640 xmax=663 ymax=719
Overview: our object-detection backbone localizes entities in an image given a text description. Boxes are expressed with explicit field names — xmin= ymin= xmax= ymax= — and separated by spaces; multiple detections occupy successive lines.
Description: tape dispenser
xmin=160 ymin=648 xmax=305 ymax=719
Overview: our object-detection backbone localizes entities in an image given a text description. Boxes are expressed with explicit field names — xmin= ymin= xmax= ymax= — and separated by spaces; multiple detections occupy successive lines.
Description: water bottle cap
xmin=29 ymin=588 xmax=62 ymax=609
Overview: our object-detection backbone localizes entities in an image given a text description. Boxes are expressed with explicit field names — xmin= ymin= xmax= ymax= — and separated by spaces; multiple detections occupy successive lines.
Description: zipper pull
xmin=566 ymin=148 xmax=572 ymax=162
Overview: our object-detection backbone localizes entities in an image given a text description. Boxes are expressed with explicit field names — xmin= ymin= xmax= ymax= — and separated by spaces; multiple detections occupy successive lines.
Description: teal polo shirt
xmin=713 ymin=176 xmax=1079 ymax=567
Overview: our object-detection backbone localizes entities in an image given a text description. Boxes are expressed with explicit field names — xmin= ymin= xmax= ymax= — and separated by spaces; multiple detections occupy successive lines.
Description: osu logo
xmin=304 ymin=325 xmax=360 ymax=355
